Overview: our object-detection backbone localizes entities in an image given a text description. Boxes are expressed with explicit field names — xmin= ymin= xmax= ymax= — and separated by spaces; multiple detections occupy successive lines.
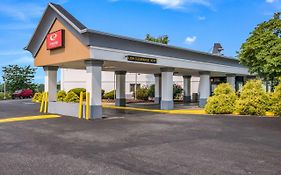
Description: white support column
xmin=226 ymin=74 xmax=236 ymax=90
xmin=199 ymin=71 xmax=210 ymax=107
xmin=43 ymin=66 xmax=58 ymax=102
xmin=154 ymin=74 xmax=161 ymax=104
xmin=60 ymin=68 xmax=64 ymax=91
xmin=160 ymin=67 xmax=174 ymax=110
xmin=85 ymin=60 xmax=104 ymax=119
xmin=183 ymin=75 xmax=191 ymax=103
xmin=115 ymin=71 xmax=126 ymax=106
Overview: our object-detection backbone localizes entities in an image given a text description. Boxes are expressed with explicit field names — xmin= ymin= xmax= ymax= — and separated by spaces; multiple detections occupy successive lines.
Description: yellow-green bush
xmin=103 ymin=90 xmax=115 ymax=99
xmin=271 ymin=83 xmax=281 ymax=116
xmin=235 ymin=80 xmax=268 ymax=116
xmin=56 ymin=90 xmax=66 ymax=102
xmin=134 ymin=87 xmax=150 ymax=100
xmin=68 ymin=88 xmax=86 ymax=96
xmin=32 ymin=92 xmax=43 ymax=103
xmin=205 ymin=83 xmax=237 ymax=114
xmin=64 ymin=91 xmax=80 ymax=103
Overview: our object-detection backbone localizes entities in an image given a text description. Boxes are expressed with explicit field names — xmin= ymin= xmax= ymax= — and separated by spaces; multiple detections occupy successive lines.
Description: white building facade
xmin=25 ymin=3 xmax=250 ymax=119
xmin=61 ymin=68 xmax=200 ymax=99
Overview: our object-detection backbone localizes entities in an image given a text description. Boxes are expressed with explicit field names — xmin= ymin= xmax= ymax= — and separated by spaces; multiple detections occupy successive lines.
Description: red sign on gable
xmin=46 ymin=30 xmax=64 ymax=50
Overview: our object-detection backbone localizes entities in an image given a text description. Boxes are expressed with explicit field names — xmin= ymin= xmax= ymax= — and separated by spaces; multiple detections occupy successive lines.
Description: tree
xmin=238 ymin=12 xmax=281 ymax=86
xmin=145 ymin=34 xmax=169 ymax=44
xmin=2 ymin=65 xmax=37 ymax=93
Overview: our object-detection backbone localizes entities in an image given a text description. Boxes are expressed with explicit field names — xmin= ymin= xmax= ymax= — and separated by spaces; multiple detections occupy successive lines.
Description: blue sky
xmin=0 ymin=0 xmax=280 ymax=83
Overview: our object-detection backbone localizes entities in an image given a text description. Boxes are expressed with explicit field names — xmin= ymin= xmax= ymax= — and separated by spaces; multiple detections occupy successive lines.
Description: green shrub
xmin=173 ymin=84 xmax=183 ymax=99
xmin=235 ymin=80 xmax=268 ymax=116
xmin=271 ymin=83 xmax=281 ymax=116
xmin=266 ymin=92 xmax=274 ymax=111
xmin=68 ymin=88 xmax=105 ymax=100
xmin=56 ymin=90 xmax=66 ymax=102
xmin=205 ymin=83 xmax=237 ymax=114
xmin=32 ymin=92 xmax=43 ymax=103
xmin=148 ymin=84 xmax=155 ymax=98
xmin=103 ymin=90 xmax=115 ymax=99
xmin=64 ymin=91 xmax=80 ymax=103
xmin=134 ymin=87 xmax=150 ymax=100
xmin=68 ymin=88 xmax=86 ymax=96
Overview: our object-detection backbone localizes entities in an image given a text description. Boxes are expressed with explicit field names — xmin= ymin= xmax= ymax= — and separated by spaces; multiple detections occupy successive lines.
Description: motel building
xmin=25 ymin=3 xmax=251 ymax=119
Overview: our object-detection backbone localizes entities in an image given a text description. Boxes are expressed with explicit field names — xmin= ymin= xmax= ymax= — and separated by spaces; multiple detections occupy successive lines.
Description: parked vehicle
xmin=12 ymin=89 xmax=33 ymax=99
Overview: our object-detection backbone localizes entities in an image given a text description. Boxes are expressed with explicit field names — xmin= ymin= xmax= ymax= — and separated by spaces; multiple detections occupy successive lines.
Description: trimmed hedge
xmin=271 ymin=83 xmax=281 ymax=116
xmin=32 ymin=92 xmax=43 ymax=103
xmin=135 ymin=87 xmax=150 ymax=100
xmin=64 ymin=91 xmax=80 ymax=103
xmin=103 ymin=90 xmax=115 ymax=99
xmin=56 ymin=90 xmax=66 ymax=102
xmin=205 ymin=83 xmax=237 ymax=114
xmin=235 ymin=80 xmax=268 ymax=116
xmin=68 ymin=88 xmax=86 ymax=99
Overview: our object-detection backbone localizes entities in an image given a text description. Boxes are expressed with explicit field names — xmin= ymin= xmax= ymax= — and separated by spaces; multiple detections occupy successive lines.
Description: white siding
xmin=61 ymin=68 xmax=199 ymax=99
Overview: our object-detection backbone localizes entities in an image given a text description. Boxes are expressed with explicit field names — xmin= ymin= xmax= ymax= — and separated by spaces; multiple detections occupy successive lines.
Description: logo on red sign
xmin=46 ymin=29 xmax=64 ymax=50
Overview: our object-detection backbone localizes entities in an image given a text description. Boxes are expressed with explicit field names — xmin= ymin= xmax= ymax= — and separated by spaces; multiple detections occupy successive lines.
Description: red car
xmin=12 ymin=89 xmax=33 ymax=99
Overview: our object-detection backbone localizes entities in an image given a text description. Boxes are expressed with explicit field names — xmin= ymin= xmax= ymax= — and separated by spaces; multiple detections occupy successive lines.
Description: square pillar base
xmin=154 ymin=97 xmax=161 ymax=104
xmin=115 ymin=98 xmax=126 ymax=107
xmin=183 ymin=96 xmax=191 ymax=103
xmin=199 ymin=98 xmax=207 ymax=108
xmin=89 ymin=105 xmax=103 ymax=119
xmin=161 ymin=100 xmax=174 ymax=110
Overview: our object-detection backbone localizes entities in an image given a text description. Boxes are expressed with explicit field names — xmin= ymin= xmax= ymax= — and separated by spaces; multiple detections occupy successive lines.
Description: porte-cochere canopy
xmin=25 ymin=3 xmax=250 ymax=119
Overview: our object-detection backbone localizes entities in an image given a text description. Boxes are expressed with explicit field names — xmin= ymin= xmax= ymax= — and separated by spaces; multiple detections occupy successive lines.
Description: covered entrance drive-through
xmin=25 ymin=3 xmax=250 ymax=119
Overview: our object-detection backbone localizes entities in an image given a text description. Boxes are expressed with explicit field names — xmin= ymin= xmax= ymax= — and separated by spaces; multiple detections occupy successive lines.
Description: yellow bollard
xmin=78 ymin=91 xmax=83 ymax=119
xmin=40 ymin=92 xmax=45 ymax=113
xmin=85 ymin=92 xmax=90 ymax=120
xmin=44 ymin=92 xmax=48 ymax=113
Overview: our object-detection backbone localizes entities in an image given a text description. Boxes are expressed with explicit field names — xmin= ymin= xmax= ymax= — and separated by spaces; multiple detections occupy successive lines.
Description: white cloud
xmin=0 ymin=3 xmax=44 ymax=21
xmin=56 ymin=0 xmax=70 ymax=4
xmin=0 ymin=51 xmax=33 ymax=66
xmin=198 ymin=16 xmax=206 ymax=20
xmin=14 ymin=56 xmax=34 ymax=64
xmin=0 ymin=50 xmax=27 ymax=56
xmin=0 ymin=23 xmax=36 ymax=30
xmin=149 ymin=0 xmax=211 ymax=8
xmin=185 ymin=36 xmax=197 ymax=44
xmin=266 ymin=0 xmax=278 ymax=3
xmin=0 ymin=56 xmax=33 ymax=66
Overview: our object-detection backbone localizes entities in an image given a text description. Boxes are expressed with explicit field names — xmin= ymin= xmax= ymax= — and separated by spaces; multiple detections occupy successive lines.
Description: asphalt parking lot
xmin=0 ymin=100 xmax=281 ymax=175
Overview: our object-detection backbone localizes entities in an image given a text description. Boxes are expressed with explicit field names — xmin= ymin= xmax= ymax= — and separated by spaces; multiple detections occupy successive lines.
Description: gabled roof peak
xmin=48 ymin=2 xmax=87 ymax=32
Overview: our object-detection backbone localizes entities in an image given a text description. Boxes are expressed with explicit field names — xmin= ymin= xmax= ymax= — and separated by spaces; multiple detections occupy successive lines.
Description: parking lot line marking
xmin=102 ymin=105 xmax=207 ymax=115
xmin=0 ymin=115 xmax=61 ymax=123
xmin=103 ymin=105 xmax=276 ymax=117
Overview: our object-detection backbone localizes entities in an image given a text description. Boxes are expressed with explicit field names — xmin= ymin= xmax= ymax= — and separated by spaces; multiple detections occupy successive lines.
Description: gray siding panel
xmin=89 ymin=33 xmax=243 ymax=68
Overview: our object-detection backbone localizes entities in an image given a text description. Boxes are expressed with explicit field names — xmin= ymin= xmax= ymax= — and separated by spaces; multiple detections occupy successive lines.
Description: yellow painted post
xmin=85 ymin=92 xmax=90 ymax=120
xmin=40 ymin=92 xmax=45 ymax=113
xmin=78 ymin=92 xmax=83 ymax=119
xmin=44 ymin=92 xmax=48 ymax=113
